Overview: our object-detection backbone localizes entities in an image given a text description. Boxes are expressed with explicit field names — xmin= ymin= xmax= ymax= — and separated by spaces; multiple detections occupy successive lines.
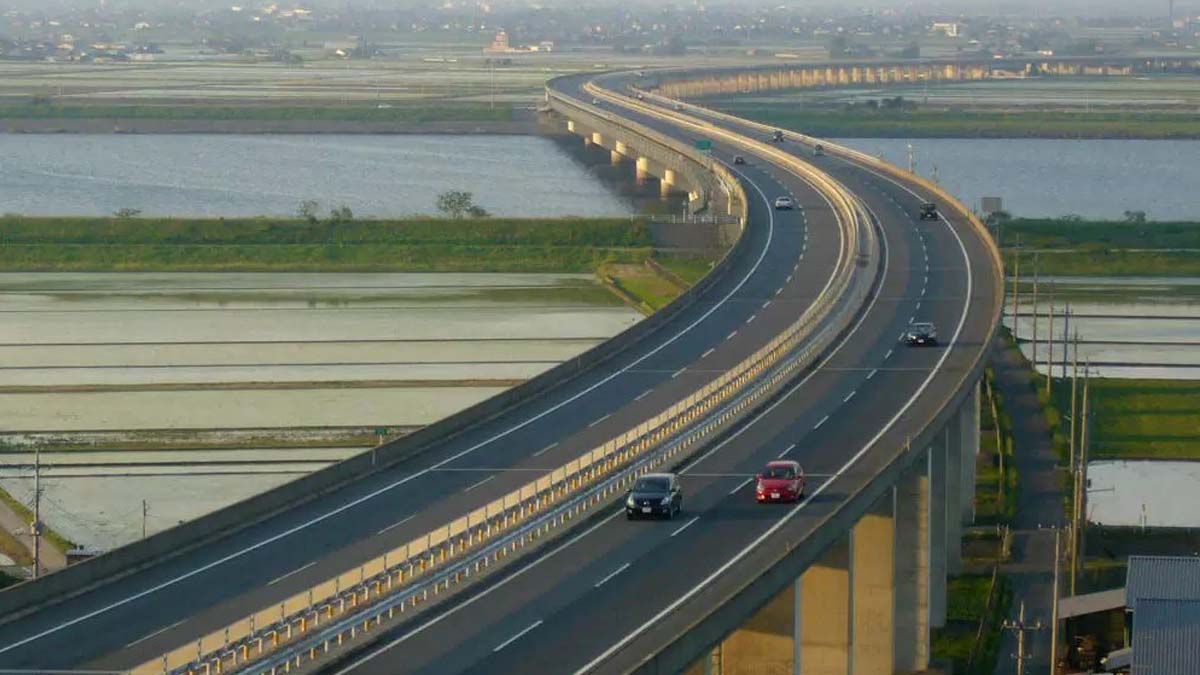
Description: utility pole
xmin=1031 ymin=254 xmax=1039 ymax=381
xmin=1062 ymin=303 xmax=1071 ymax=386
xmin=907 ymin=142 xmax=915 ymax=173
xmin=1072 ymin=363 xmax=1091 ymax=595
xmin=142 ymin=499 xmax=148 ymax=540
xmin=31 ymin=445 xmax=42 ymax=579
xmin=1002 ymin=601 xmax=1044 ymax=675
xmin=1010 ymin=237 xmax=1021 ymax=334
xmin=1046 ymin=284 xmax=1054 ymax=398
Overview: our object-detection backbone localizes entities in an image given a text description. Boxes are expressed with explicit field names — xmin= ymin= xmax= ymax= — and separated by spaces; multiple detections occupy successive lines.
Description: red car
xmin=756 ymin=460 xmax=806 ymax=503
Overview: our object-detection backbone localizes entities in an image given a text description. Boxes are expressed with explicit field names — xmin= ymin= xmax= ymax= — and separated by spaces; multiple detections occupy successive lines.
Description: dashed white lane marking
xmin=671 ymin=368 xmax=686 ymax=379
xmin=814 ymin=415 xmax=830 ymax=429
xmin=701 ymin=347 xmax=715 ymax=359
xmin=915 ymin=301 xmax=922 ymax=311
xmin=885 ymin=348 xmax=894 ymax=359
xmin=762 ymin=300 xmax=772 ymax=309
xmin=775 ymin=287 xmax=783 ymax=296
xmin=726 ymin=330 xmax=738 ymax=341
xmin=843 ymin=390 xmax=857 ymax=403
xmin=463 ymin=475 xmax=496 ymax=493
xmin=589 ymin=413 xmax=612 ymax=427
xmin=267 ymin=561 xmax=316 ymax=587
xmin=671 ymin=516 xmax=700 ymax=537
xmin=124 ymin=619 xmax=188 ymax=649
xmin=376 ymin=514 xmax=416 ymax=535
xmin=533 ymin=441 xmax=559 ymax=457
xmin=745 ymin=314 xmax=757 ymax=325
xmin=778 ymin=442 xmax=797 ymax=458
xmin=867 ymin=368 xmax=878 ymax=380
xmin=494 ymin=620 xmax=544 ymax=652
xmin=793 ymin=262 xmax=799 ymax=271
xmin=594 ymin=562 xmax=631 ymax=588
xmin=729 ymin=477 xmax=754 ymax=495
xmin=786 ymin=274 xmax=793 ymax=283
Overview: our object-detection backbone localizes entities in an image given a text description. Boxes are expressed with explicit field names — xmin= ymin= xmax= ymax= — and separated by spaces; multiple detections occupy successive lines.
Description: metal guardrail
xmin=129 ymin=79 xmax=875 ymax=675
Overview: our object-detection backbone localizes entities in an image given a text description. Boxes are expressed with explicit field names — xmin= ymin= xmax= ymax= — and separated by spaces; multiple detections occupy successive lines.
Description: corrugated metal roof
xmin=1126 ymin=556 xmax=1200 ymax=610
xmin=1131 ymin=599 xmax=1200 ymax=675
xmin=1060 ymin=587 xmax=1127 ymax=619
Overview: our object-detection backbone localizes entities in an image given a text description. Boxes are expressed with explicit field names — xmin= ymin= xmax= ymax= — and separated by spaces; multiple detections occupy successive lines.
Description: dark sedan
xmin=625 ymin=473 xmax=683 ymax=519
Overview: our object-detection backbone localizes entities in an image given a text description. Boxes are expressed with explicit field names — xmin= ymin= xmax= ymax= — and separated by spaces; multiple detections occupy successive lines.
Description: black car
xmin=625 ymin=473 xmax=683 ymax=519
xmin=919 ymin=202 xmax=939 ymax=221
xmin=813 ymin=144 xmax=825 ymax=157
xmin=904 ymin=321 xmax=938 ymax=346
xmin=733 ymin=155 xmax=746 ymax=165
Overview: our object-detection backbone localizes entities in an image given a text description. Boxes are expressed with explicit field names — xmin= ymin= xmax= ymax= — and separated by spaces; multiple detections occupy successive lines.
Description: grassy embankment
xmin=705 ymin=102 xmax=1200 ymax=139
xmin=0 ymin=487 xmax=74 ymax=556
xmin=999 ymin=217 xmax=1200 ymax=277
xmin=932 ymin=363 xmax=1016 ymax=673
xmin=0 ymin=215 xmax=653 ymax=272
xmin=0 ymin=102 xmax=514 ymax=124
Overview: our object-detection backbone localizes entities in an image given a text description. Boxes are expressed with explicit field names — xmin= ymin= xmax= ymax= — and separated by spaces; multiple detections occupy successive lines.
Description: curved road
xmin=0 ymin=79 xmax=851 ymax=673
xmin=317 ymin=78 xmax=998 ymax=674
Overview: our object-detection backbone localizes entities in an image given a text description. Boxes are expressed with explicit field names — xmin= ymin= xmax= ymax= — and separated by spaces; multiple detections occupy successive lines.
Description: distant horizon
xmin=2 ymin=0 xmax=1198 ymax=19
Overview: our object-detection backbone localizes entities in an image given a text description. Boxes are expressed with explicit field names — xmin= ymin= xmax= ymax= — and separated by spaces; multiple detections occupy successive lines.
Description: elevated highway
xmin=0 ymin=66 xmax=1001 ymax=675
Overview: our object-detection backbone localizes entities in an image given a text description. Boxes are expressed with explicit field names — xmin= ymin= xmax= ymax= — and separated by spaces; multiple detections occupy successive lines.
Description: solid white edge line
xmin=594 ymin=562 xmax=633 ymax=589
xmin=570 ymin=144 xmax=976 ymax=675
xmin=0 ymin=128 xmax=794 ymax=657
xmin=670 ymin=517 xmax=700 ymax=538
xmin=493 ymin=619 xmax=544 ymax=652
xmin=266 ymin=561 xmax=316 ymax=587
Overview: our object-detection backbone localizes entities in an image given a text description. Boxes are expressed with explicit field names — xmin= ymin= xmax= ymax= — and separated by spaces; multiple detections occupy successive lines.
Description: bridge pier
xmin=851 ymin=500 xmax=895 ymax=674
xmin=894 ymin=455 xmax=931 ymax=670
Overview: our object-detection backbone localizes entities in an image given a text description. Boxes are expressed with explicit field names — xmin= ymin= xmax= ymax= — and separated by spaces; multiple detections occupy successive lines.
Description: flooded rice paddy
xmin=0 ymin=272 xmax=640 ymax=548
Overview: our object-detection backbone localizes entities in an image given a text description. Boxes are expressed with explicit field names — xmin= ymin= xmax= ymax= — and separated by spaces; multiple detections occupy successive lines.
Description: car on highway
xmin=774 ymin=196 xmax=795 ymax=210
xmin=592 ymin=98 xmax=600 ymax=105
xmin=756 ymin=460 xmax=805 ymax=503
xmin=733 ymin=155 xmax=746 ymax=165
xmin=919 ymin=202 xmax=939 ymax=221
xmin=771 ymin=129 xmax=785 ymax=142
xmin=813 ymin=144 xmax=825 ymax=157
xmin=625 ymin=473 xmax=683 ymax=519
xmin=904 ymin=321 xmax=939 ymax=346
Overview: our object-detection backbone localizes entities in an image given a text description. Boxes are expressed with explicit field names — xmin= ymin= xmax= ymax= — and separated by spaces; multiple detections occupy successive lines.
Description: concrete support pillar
xmin=929 ymin=438 xmax=948 ymax=629
xmin=961 ymin=381 xmax=981 ymax=524
xmin=682 ymin=647 xmax=718 ymax=675
xmin=945 ymin=422 xmax=964 ymax=576
xmin=798 ymin=538 xmax=850 ymax=675
xmin=721 ymin=580 xmax=796 ymax=675
xmin=851 ymin=498 xmax=895 ymax=674
xmin=894 ymin=463 xmax=930 ymax=671
xmin=614 ymin=140 xmax=630 ymax=157
xmin=611 ymin=150 xmax=623 ymax=165
xmin=661 ymin=168 xmax=677 ymax=197
xmin=636 ymin=156 xmax=651 ymax=183
xmin=591 ymin=131 xmax=603 ymax=146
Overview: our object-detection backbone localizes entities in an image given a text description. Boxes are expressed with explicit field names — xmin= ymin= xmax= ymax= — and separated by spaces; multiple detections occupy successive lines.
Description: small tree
xmin=113 ymin=208 xmax=142 ymax=218
xmin=1123 ymin=210 xmax=1147 ymax=224
xmin=329 ymin=205 xmax=354 ymax=223
xmin=297 ymin=200 xmax=320 ymax=224
xmin=436 ymin=190 xmax=487 ymax=219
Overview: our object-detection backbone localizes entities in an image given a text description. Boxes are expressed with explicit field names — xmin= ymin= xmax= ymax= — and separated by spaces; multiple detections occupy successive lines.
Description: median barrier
xmin=129 ymin=81 xmax=880 ymax=675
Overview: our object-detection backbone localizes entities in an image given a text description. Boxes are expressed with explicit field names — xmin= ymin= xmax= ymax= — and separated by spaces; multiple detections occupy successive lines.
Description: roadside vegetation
xmin=0 ymin=487 xmax=74 ymax=554
xmin=0 ymin=102 xmax=513 ymax=124
xmin=705 ymin=100 xmax=1200 ymax=139
xmin=994 ymin=215 xmax=1200 ymax=276
xmin=0 ymin=212 xmax=654 ymax=273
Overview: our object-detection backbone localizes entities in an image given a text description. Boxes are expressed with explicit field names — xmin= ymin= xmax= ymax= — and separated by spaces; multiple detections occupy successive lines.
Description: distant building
xmin=485 ymin=29 xmax=512 ymax=53
xmin=931 ymin=22 xmax=960 ymax=37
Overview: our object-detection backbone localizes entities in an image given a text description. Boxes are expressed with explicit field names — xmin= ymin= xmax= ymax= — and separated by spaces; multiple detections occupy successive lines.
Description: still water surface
xmin=837 ymin=138 xmax=1200 ymax=220
xmin=0 ymin=134 xmax=633 ymax=218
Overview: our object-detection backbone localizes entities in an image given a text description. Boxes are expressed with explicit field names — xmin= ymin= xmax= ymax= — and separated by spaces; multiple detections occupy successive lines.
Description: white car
xmin=774 ymin=196 xmax=795 ymax=210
